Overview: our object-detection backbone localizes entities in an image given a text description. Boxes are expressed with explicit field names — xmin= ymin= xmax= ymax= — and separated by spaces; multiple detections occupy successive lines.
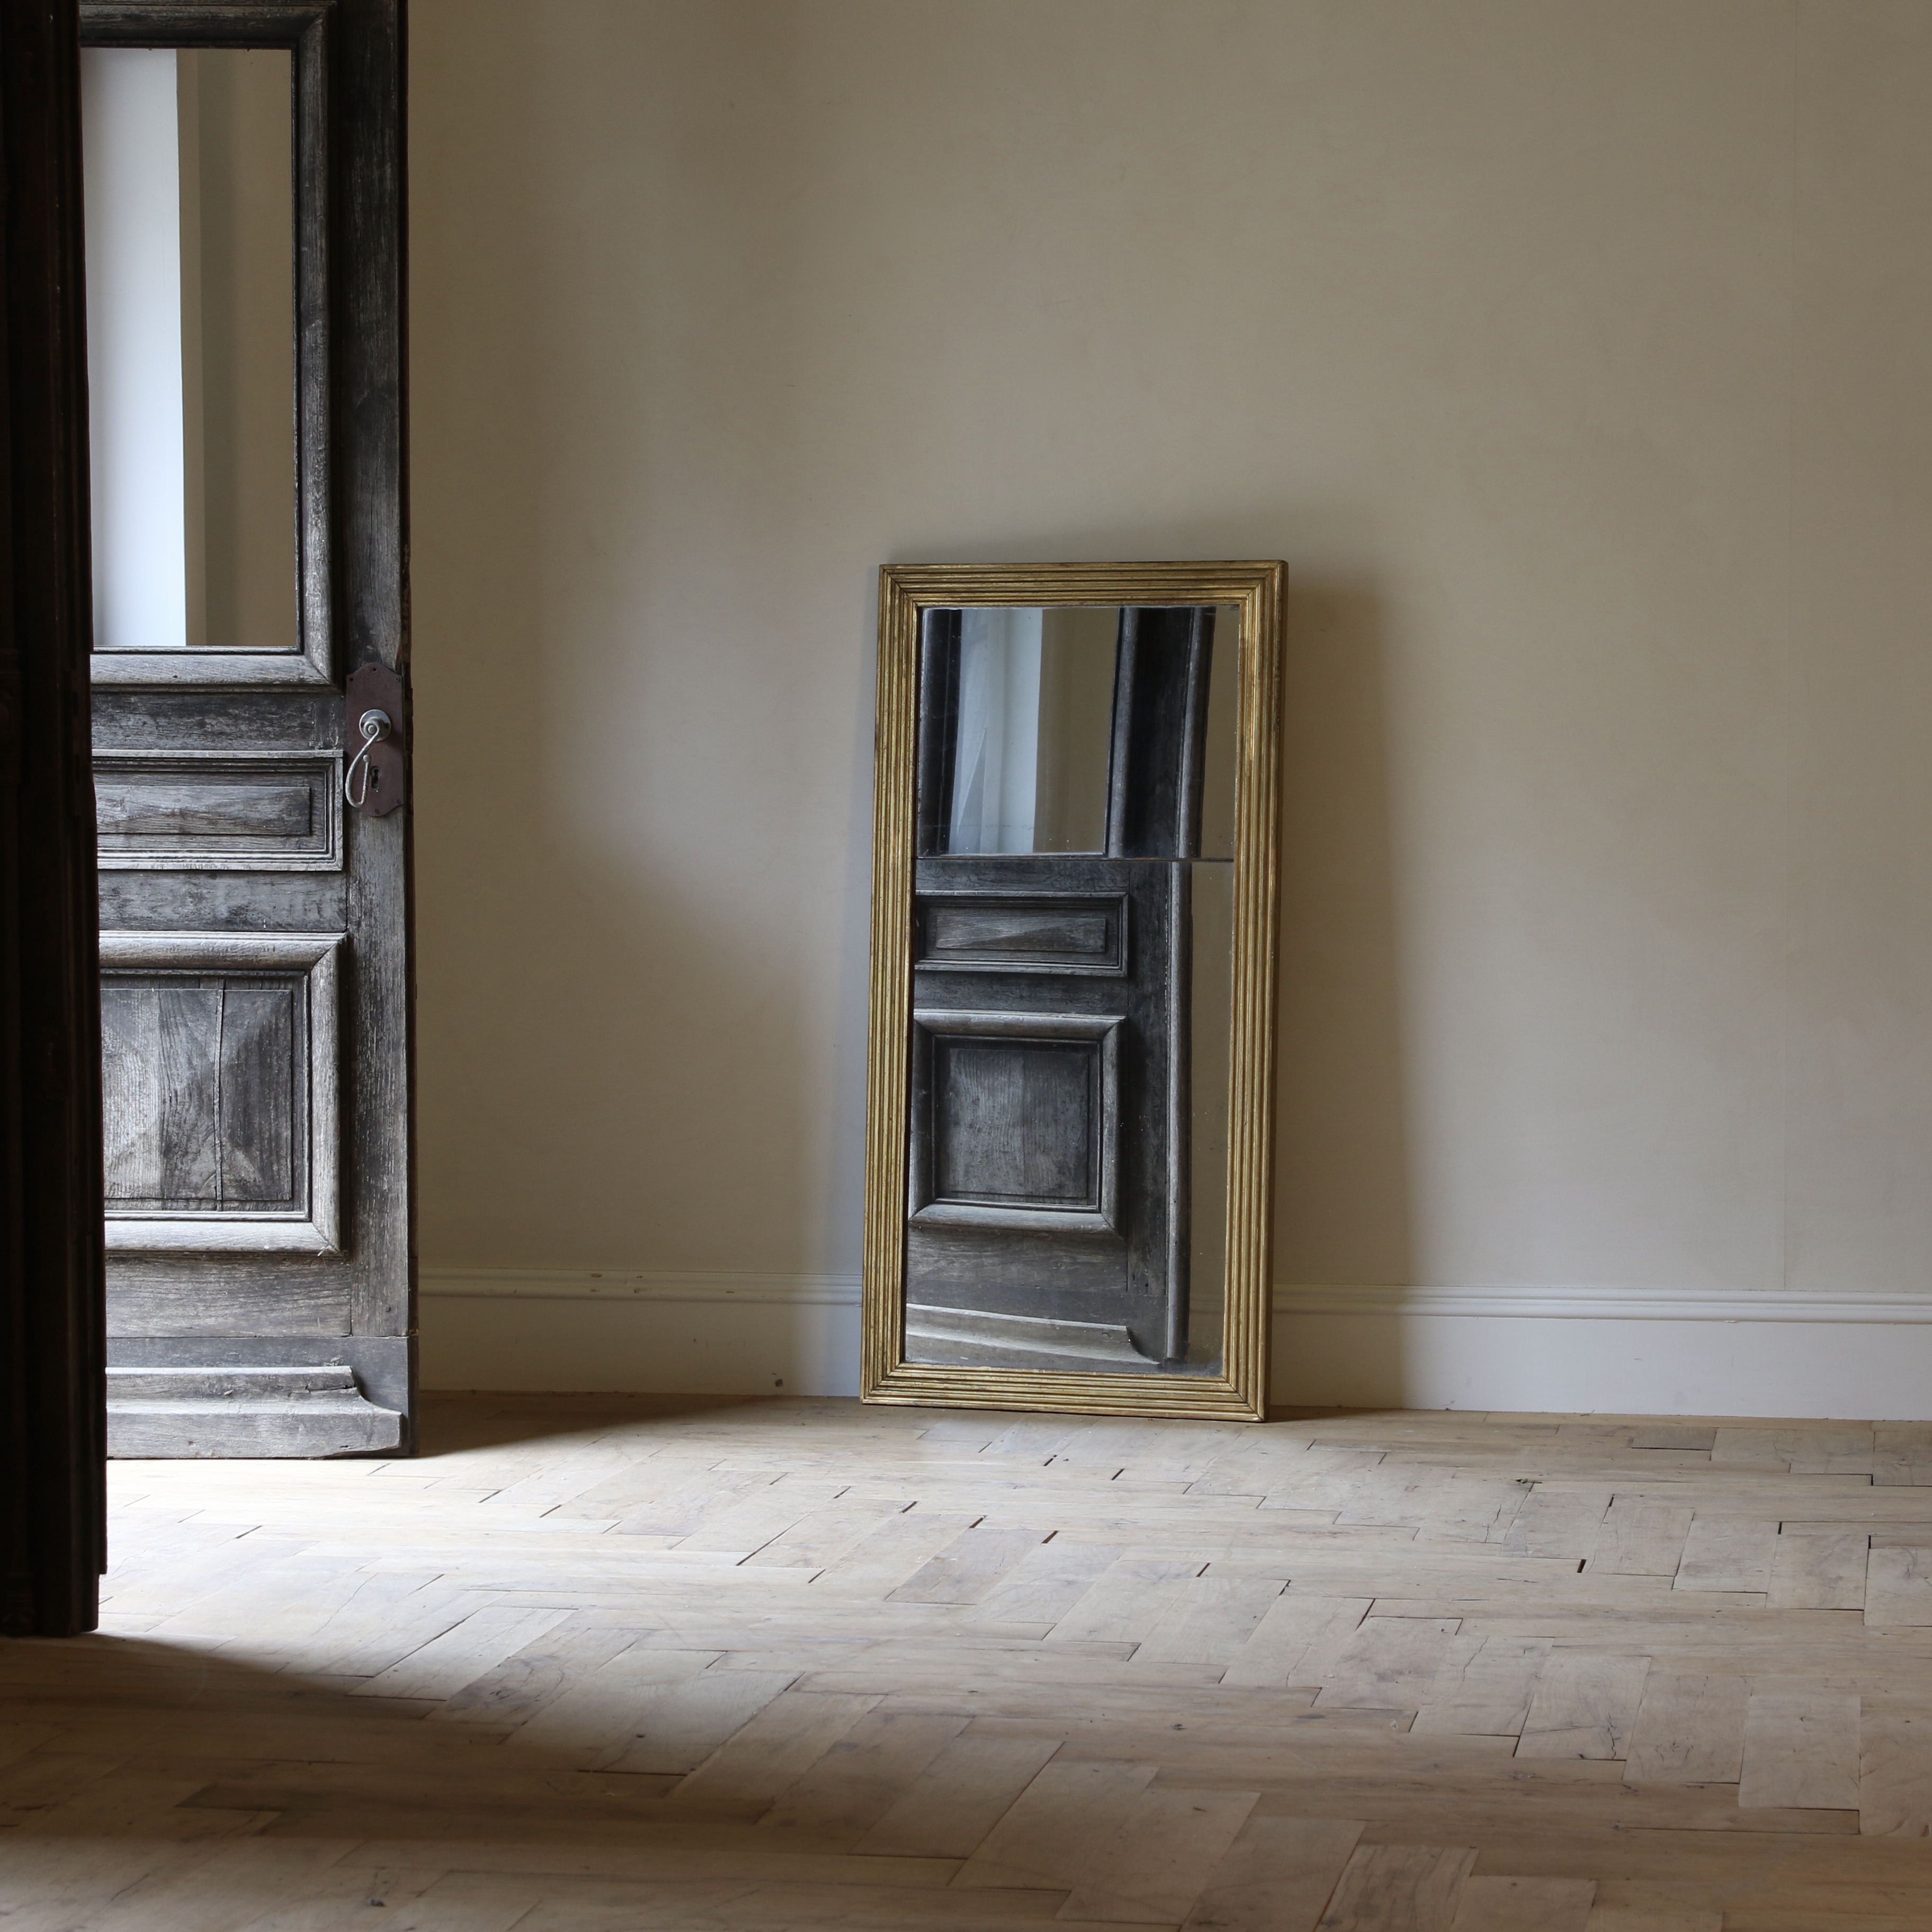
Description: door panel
xmin=914 ymin=1008 xmax=1123 ymax=1229
xmin=94 ymin=749 xmax=343 ymax=869
xmin=99 ymin=931 xmax=339 ymax=1253
xmin=102 ymin=985 xmax=291 ymax=1207
xmin=83 ymin=1 xmax=410 ymax=1457
xmin=915 ymin=894 xmax=1128 ymax=974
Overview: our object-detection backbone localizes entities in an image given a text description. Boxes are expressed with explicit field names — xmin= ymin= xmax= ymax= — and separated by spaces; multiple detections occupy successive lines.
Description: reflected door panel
xmin=906 ymin=604 xmax=1239 ymax=1376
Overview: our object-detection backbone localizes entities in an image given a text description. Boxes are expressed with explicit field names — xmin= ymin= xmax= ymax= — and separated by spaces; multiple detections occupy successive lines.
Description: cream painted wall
xmin=409 ymin=2 xmax=1932 ymax=1405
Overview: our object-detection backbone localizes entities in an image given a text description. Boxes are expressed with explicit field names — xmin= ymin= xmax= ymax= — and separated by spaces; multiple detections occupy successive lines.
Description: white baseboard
xmin=418 ymin=1270 xmax=1932 ymax=1419
xmin=1272 ymin=1283 xmax=1932 ymax=1324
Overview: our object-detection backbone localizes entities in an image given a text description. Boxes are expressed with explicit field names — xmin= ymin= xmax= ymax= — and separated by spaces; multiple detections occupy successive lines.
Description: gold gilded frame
xmin=863 ymin=561 xmax=1285 ymax=1421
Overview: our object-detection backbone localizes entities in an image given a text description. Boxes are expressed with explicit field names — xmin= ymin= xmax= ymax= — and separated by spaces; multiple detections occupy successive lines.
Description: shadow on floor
xmin=0 ymin=1624 xmax=939 ymax=1930
xmin=0 ymin=1629 xmax=801 ymax=1844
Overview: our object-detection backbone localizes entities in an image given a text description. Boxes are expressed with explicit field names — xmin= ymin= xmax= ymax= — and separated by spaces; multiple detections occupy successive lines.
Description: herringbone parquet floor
xmin=7 ymin=1394 xmax=1932 ymax=1929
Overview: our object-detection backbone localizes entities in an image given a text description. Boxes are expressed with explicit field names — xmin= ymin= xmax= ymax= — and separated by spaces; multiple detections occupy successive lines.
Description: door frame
xmin=1 ymin=0 xmax=110 ymax=1638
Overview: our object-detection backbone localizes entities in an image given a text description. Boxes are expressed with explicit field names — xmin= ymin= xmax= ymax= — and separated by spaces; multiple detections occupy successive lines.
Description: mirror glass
xmin=940 ymin=607 xmax=1116 ymax=854
xmin=81 ymin=47 xmax=297 ymax=654
xmin=907 ymin=604 xmax=1241 ymax=1375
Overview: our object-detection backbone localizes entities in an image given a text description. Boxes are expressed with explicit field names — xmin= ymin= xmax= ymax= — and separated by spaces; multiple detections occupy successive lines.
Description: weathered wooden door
xmin=83 ymin=0 xmax=412 ymax=1456
xmin=907 ymin=607 xmax=1220 ymax=1372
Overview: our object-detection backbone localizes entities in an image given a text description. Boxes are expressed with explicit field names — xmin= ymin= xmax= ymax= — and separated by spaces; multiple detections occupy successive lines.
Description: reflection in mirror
xmin=907 ymin=605 xmax=1241 ymax=1376
xmin=941 ymin=607 xmax=1117 ymax=854
xmin=82 ymin=47 xmax=296 ymax=654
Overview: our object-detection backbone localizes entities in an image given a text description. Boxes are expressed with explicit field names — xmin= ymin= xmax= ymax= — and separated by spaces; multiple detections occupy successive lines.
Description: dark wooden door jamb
xmin=1 ymin=0 xmax=111 ymax=1639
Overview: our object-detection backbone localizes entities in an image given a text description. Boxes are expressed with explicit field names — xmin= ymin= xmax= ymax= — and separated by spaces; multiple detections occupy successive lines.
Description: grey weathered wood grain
xmin=102 ymin=977 xmax=301 ymax=1211
xmin=94 ymin=750 xmax=342 ymax=869
xmin=100 ymin=984 xmax=244 ymax=1206
xmin=106 ymin=1265 xmax=351 ymax=1336
xmin=91 ymin=685 xmax=339 ymax=747
xmin=917 ymin=894 xmax=1128 ymax=973
xmin=105 ymin=1331 xmax=406 ymax=1414
xmin=99 ymin=779 xmax=312 ymax=837
xmin=106 ymin=1365 xmax=402 ymax=1456
xmin=97 ymin=871 xmax=350 ymax=931
xmin=99 ymin=934 xmax=337 ymax=1253
xmin=100 ymin=987 xmax=170 ymax=1198
xmin=936 ymin=1037 xmax=1097 ymax=1204
xmin=910 ymin=1005 xmax=1123 ymax=1236
xmin=158 ymin=985 xmax=221 ymax=1195
xmin=219 ymin=986 xmax=298 ymax=1202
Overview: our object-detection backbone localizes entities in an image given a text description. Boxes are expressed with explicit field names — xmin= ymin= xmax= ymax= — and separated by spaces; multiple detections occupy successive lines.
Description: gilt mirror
xmin=864 ymin=563 xmax=1285 ymax=1420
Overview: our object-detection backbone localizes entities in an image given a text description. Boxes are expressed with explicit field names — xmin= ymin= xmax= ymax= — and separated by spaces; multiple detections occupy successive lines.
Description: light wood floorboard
xmin=6 ymin=1394 xmax=1932 ymax=1927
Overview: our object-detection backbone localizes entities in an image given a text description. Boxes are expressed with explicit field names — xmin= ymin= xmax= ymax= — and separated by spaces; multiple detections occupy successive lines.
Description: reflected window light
xmin=949 ymin=609 xmax=1043 ymax=854
xmin=83 ymin=49 xmax=189 ymax=652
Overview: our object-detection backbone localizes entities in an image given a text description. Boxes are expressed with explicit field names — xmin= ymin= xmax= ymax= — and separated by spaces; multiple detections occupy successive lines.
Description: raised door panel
xmin=937 ymin=1038 xmax=1095 ymax=1203
xmin=99 ymin=932 xmax=339 ymax=1254
xmin=910 ymin=1010 xmax=1122 ymax=1232
xmin=102 ymin=980 xmax=299 ymax=1208
xmin=95 ymin=750 xmax=343 ymax=869
xmin=915 ymin=896 xmax=1128 ymax=976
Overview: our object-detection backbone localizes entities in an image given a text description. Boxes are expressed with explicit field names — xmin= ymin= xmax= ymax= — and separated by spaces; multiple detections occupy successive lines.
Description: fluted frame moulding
xmin=863 ymin=561 xmax=1286 ymax=1421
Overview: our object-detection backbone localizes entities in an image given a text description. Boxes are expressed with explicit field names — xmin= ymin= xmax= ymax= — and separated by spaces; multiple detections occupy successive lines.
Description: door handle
xmin=344 ymin=709 xmax=390 ymax=809
xmin=343 ymin=665 xmax=407 ymax=817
